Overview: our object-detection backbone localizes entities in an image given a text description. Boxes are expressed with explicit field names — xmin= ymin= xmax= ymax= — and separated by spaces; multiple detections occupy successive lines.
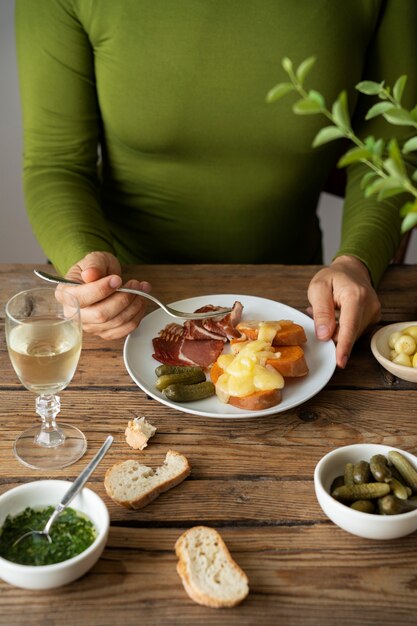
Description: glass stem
xmin=34 ymin=394 xmax=66 ymax=448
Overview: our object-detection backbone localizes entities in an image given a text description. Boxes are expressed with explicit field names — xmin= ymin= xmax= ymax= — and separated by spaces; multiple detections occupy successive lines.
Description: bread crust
xmin=104 ymin=450 xmax=191 ymax=510
xmin=175 ymin=526 xmax=249 ymax=608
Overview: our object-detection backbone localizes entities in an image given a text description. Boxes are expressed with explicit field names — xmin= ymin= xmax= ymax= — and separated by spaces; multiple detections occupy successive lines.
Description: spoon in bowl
xmin=34 ymin=270 xmax=233 ymax=320
xmin=13 ymin=435 xmax=113 ymax=547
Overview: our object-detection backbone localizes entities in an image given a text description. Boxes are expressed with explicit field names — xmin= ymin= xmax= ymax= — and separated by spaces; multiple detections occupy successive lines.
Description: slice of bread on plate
xmin=104 ymin=450 xmax=190 ymax=509
xmin=175 ymin=526 xmax=249 ymax=608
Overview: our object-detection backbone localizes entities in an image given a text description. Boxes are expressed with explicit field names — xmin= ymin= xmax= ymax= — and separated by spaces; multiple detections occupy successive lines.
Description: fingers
xmin=58 ymin=249 xmax=152 ymax=339
xmin=71 ymin=275 xmax=123 ymax=308
xmin=66 ymin=251 xmax=122 ymax=286
xmin=307 ymin=258 xmax=381 ymax=369
xmin=334 ymin=299 xmax=362 ymax=369
xmin=79 ymin=279 xmax=150 ymax=340
xmin=307 ymin=270 xmax=337 ymax=341
xmin=335 ymin=283 xmax=380 ymax=369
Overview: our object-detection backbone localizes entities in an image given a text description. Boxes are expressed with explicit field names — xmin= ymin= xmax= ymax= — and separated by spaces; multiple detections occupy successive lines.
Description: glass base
xmin=13 ymin=424 xmax=87 ymax=470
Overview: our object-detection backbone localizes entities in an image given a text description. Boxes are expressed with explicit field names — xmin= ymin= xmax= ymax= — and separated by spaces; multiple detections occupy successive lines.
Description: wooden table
xmin=0 ymin=263 xmax=417 ymax=626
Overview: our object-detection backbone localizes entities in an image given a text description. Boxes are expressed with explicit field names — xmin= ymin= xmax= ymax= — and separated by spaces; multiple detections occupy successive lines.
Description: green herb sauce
xmin=0 ymin=506 xmax=97 ymax=566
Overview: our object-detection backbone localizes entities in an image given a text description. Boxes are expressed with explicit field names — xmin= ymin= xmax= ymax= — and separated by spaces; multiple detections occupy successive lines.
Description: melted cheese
xmin=258 ymin=321 xmax=281 ymax=343
xmin=214 ymin=340 xmax=284 ymax=402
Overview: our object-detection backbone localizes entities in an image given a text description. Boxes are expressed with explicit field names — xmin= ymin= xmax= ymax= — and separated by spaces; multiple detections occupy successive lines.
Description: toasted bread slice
xmin=104 ymin=450 xmax=190 ymax=509
xmin=175 ymin=526 xmax=249 ymax=608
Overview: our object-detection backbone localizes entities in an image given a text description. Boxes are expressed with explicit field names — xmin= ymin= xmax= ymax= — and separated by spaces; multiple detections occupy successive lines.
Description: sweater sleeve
xmin=15 ymin=0 xmax=115 ymax=275
xmin=335 ymin=0 xmax=417 ymax=286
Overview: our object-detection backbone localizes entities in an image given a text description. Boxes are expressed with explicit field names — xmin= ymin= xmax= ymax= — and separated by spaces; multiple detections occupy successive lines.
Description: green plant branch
xmin=266 ymin=56 xmax=417 ymax=233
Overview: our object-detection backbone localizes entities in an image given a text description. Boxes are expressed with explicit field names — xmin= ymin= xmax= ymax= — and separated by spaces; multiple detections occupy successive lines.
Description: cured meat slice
xmin=196 ymin=301 xmax=243 ymax=340
xmin=152 ymin=336 xmax=224 ymax=368
xmin=183 ymin=319 xmax=228 ymax=342
xmin=151 ymin=301 xmax=243 ymax=367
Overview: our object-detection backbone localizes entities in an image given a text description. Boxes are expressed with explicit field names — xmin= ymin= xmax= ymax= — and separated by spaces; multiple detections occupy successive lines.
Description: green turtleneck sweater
xmin=15 ymin=0 xmax=417 ymax=284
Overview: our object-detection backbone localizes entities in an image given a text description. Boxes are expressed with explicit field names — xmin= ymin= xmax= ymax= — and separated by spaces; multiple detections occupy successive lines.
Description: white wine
xmin=7 ymin=318 xmax=81 ymax=394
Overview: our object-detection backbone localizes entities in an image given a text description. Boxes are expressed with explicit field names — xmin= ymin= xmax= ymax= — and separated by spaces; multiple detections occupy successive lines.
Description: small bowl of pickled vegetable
xmin=0 ymin=480 xmax=109 ymax=589
xmin=314 ymin=444 xmax=417 ymax=540
xmin=371 ymin=322 xmax=417 ymax=383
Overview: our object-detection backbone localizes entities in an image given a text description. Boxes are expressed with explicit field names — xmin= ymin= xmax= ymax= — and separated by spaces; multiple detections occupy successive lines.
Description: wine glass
xmin=5 ymin=287 xmax=86 ymax=470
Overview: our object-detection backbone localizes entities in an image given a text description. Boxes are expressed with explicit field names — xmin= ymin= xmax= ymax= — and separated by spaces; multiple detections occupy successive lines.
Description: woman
xmin=15 ymin=0 xmax=417 ymax=367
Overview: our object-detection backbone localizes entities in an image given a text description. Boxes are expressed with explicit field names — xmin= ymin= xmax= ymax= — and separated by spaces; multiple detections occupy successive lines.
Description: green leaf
xmin=356 ymin=80 xmax=383 ymax=95
xmin=412 ymin=170 xmax=417 ymax=182
xmin=282 ymin=57 xmax=293 ymax=74
xmin=402 ymin=136 xmax=417 ymax=154
xmin=363 ymin=178 xmax=405 ymax=199
xmin=400 ymin=201 xmax=417 ymax=217
xmin=383 ymin=108 xmax=416 ymax=126
xmin=360 ymin=171 xmax=378 ymax=190
xmin=393 ymin=75 xmax=407 ymax=103
xmin=384 ymin=159 xmax=405 ymax=181
xmin=364 ymin=136 xmax=375 ymax=150
xmin=378 ymin=186 xmax=406 ymax=200
xmin=401 ymin=211 xmax=417 ymax=234
xmin=365 ymin=101 xmax=394 ymax=120
xmin=266 ymin=82 xmax=294 ymax=103
xmin=312 ymin=126 xmax=345 ymax=147
xmin=292 ymin=98 xmax=323 ymax=115
xmin=332 ymin=91 xmax=351 ymax=129
xmin=384 ymin=139 xmax=407 ymax=179
xmin=338 ymin=146 xmax=372 ymax=168
xmin=308 ymin=90 xmax=325 ymax=107
xmin=296 ymin=56 xmax=316 ymax=84
xmin=373 ymin=138 xmax=384 ymax=159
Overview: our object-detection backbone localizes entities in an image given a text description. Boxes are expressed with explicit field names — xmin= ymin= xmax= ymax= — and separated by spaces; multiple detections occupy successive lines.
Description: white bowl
xmin=0 ymin=480 xmax=109 ymax=589
xmin=371 ymin=322 xmax=417 ymax=383
xmin=314 ymin=444 xmax=417 ymax=540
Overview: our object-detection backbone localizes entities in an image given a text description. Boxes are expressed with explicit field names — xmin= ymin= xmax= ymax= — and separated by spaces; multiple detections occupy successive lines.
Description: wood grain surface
xmin=0 ymin=264 xmax=416 ymax=626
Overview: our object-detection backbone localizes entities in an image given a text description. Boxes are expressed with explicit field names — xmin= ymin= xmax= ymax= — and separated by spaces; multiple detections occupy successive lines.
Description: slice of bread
xmin=104 ymin=450 xmax=191 ymax=509
xmin=175 ymin=526 xmax=249 ymax=608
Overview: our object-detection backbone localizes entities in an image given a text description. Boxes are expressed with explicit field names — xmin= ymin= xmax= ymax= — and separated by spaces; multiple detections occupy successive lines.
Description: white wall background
xmin=1 ymin=0 xmax=416 ymax=266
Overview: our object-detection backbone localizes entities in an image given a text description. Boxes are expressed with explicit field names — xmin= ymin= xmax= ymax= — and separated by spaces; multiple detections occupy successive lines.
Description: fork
xmin=34 ymin=270 xmax=232 ymax=320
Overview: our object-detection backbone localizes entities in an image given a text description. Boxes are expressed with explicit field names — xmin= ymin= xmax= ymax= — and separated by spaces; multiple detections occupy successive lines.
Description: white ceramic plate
xmin=123 ymin=294 xmax=336 ymax=419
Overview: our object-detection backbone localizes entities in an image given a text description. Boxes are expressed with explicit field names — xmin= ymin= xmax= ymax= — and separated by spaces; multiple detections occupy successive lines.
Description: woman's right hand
xmin=58 ymin=251 xmax=151 ymax=340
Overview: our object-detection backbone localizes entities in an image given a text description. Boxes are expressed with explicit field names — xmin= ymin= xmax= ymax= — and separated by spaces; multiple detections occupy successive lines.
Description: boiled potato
xmin=394 ymin=334 xmax=416 ymax=356
xmin=388 ymin=331 xmax=402 ymax=349
xmin=393 ymin=353 xmax=412 ymax=367
xmin=403 ymin=325 xmax=417 ymax=341
xmin=388 ymin=327 xmax=417 ymax=368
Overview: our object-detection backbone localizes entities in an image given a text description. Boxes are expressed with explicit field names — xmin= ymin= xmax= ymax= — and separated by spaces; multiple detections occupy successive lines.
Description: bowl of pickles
xmin=371 ymin=322 xmax=417 ymax=383
xmin=314 ymin=444 xmax=417 ymax=539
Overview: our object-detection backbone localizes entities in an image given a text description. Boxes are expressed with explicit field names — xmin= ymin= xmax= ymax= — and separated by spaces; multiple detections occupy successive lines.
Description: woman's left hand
xmin=307 ymin=255 xmax=381 ymax=368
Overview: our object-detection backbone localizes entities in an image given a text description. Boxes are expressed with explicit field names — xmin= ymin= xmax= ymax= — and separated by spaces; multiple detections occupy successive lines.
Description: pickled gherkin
xmin=155 ymin=369 xmax=206 ymax=391
xmin=155 ymin=365 xmax=205 ymax=377
xmin=350 ymin=500 xmax=375 ymax=514
xmin=370 ymin=454 xmax=392 ymax=482
xmin=344 ymin=463 xmax=355 ymax=487
xmin=163 ymin=381 xmax=215 ymax=402
xmin=353 ymin=461 xmax=371 ymax=484
xmin=388 ymin=451 xmax=417 ymax=493
xmin=332 ymin=483 xmax=390 ymax=501
xmin=378 ymin=495 xmax=417 ymax=515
